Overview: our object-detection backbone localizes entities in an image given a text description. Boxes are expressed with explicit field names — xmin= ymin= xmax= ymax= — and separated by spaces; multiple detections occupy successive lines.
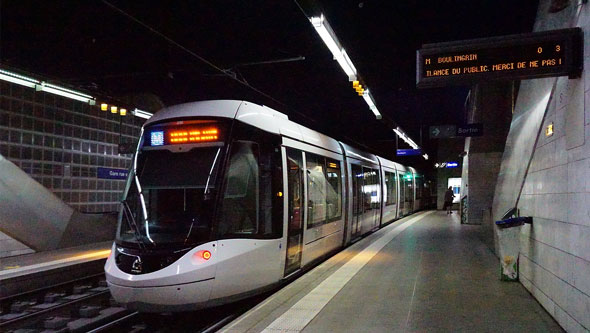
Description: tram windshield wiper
xmin=121 ymin=199 xmax=148 ymax=251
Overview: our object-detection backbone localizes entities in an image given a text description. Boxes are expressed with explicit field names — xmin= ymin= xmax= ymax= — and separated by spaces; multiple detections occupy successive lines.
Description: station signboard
xmin=397 ymin=149 xmax=422 ymax=156
xmin=97 ymin=167 xmax=129 ymax=180
xmin=430 ymin=125 xmax=457 ymax=139
xmin=417 ymin=28 xmax=583 ymax=88
xmin=456 ymin=124 xmax=483 ymax=137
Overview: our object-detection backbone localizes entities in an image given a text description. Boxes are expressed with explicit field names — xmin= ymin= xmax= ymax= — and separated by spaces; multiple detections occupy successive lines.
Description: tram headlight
xmin=191 ymin=250 xmax=212 ymax=265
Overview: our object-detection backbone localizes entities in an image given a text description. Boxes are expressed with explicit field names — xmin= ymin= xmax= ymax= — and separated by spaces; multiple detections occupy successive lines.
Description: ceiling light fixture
xmin=310 ymin=14 xmax=357 ymax=81
xmin=0 ymin=69 xmax=39 ymax=88
xmin=36 ymin=82 xmax=96 ymax=105
xmin=362 ymin=90 xmax=382 ymax=119
xmin=132 ymin=108 xmax=153 ymax=119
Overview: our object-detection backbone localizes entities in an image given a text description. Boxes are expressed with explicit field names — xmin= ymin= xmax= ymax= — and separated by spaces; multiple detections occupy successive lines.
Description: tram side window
xmin=306 ymin=154 xmax=342 ymax=229
xmin=385 ymin=171 xmax=397 ymax=206
xmin=398 ymin=172 xmax=405 ymax=209
xmin=218 ymin=141 xmax=259 ymax=236
xmin=326 ymin=160 xmax=342 ymax=222
xmin=352 ymin=164 xmax=363 ymax=217
xmin=416 ymin=176 xmax=423 ymax=200
xmin=306 ymin=154 xmax=327 ymax=228
xmin=362 ymin=167 xmax=379 ymax=210
xmin=404 ymin=173 xmax=413 ymax=204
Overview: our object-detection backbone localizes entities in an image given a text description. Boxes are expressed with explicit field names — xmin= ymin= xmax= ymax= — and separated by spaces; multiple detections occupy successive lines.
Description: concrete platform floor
xmin=222 ymin=211 xmax=563 ymax=332
xmin=0 ymin=241 xmax=111 ymax=280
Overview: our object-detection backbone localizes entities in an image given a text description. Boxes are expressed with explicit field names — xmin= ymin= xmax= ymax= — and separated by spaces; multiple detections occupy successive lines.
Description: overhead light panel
xmin=393 ymin=127 xmax=419 ymax=149
xmin=110 ymin=106 xmax=118 ymax=114
xmin=310 ymin=14 xmax=357 ymax=81
xmin=100 ymin=103 xmax=108 ymax=111
xmin=120 ymin=108 xmax=127 ymax=116
xmin=423 ymin=154 xmax=429 ymax=160
xmin=0 ymin=69 xmax=39 ymax=88
xmin=362 ymin=90 xmax=382 ymax=119
xmin=334 ymin=49 xmax=357 ymax=81
xmin=37 ymin=82 xmax=96 ymax=105
xmin=132 ymin=108 xmax=153 ymax=119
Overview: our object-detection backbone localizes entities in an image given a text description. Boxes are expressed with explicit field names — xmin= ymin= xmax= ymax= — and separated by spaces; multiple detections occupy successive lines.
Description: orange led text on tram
xmin=169 ymin=128 xmax=219 ymax=143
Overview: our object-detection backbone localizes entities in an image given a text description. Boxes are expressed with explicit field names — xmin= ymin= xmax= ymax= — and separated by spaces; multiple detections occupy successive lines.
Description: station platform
xmin=221 ymin=211 xmax=563 ymax=332
xmin=0 ymin=241 xmax=111 ymax=297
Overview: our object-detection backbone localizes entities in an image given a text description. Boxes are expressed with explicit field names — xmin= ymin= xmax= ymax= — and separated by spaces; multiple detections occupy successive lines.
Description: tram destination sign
xmin=417 ymin=28 xmax=583 ymax=88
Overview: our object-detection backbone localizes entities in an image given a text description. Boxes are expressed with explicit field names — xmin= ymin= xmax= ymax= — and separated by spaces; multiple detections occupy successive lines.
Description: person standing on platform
xmin=444 ymin=186 xmax=455 ymax=214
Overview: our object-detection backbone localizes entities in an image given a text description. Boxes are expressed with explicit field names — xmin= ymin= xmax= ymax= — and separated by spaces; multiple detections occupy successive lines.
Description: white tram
xmin=105 ymin=100 xmax=427 ymax=312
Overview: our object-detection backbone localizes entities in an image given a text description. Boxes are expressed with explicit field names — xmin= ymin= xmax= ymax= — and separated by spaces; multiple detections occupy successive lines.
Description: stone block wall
xmin=0 ymin=71 xmax=146 ymax=257
xmin=493 ymin=1 xmax=590 ymax=331
xmin=0 ymin=80 xmax=144 ymax=213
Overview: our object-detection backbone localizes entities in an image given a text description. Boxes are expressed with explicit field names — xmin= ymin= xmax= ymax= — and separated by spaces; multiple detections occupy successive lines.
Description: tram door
xmin=284 ymin=149 xmax=304 ymax=276
xmin=350 ymin=164 xmax=363 ymax=240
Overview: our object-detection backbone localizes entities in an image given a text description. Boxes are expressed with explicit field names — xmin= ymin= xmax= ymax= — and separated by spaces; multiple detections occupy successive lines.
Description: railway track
xmin=1 ymin=271 xmax=270 ymax=333
xmin=0 ymin=273 xmax=131 ymax=332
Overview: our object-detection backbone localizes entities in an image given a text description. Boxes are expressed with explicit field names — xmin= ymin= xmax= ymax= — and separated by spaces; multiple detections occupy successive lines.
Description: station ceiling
xmin=0 ymin=0 xmax=538 ymax=167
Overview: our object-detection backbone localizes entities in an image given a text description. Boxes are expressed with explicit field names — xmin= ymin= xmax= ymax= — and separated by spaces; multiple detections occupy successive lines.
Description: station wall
xmin=0 ymin=81 xmax=143 ymax=213
xmin=492 ymin=1 xmax=590 ymax=331
xmin=0 ymin=77 xmax=145 ymax=256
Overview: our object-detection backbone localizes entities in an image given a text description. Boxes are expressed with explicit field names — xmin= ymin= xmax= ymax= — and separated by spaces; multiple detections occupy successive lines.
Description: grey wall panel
xmin=491 ymin=2 xmax=590 ymax=331
xmin=0 ymin=154 xmax=73 ymax=250
xmin=565 ymin=79 xmax=585 ymax=149
xmin=491 ymin=77 xmax=554 ymax=222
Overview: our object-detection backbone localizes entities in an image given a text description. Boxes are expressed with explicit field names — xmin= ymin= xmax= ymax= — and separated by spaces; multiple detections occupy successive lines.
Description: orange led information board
xmin=148 ymin=125 xmax=221 ymax=146
xmin=169 ymin=128 xmax=219 ymax=143
xmin=417 ymin=28 xmax=582 ymax=88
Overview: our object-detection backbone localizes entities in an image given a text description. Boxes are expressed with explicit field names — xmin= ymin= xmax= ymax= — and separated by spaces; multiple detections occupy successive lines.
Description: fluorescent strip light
xmin=423 ymin=154 xmax=429 ymax=160
xmin=393 ymin=127 xmax=419 ymax=149
xmin=310 ymin=14 xmax=357 ymax=81
xmin=43 ymin=83 xmax=94 ymax=99
xmin=362 ymin=90 xmax=376 ymax=109
xmin=0 ymin=69 xmax=39 ymax=88
xmin=334 ymin=49 xmax=357 ymax=81
xmin=370 ymin=107 xmax=382 ymax=119
xmin=362 ymin=90 xmax=381 ymax=119
xmin=310 ymin=15 xmax=342 ymax=57
xmin=132 ymin=108 xmax=153 ymax=119
xmin=37 ymin=82 xmax=96 ymax=104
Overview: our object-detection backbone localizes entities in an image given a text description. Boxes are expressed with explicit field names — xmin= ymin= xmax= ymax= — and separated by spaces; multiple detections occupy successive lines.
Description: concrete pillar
xmin=461 ymin=82 xmax=513 ymax=234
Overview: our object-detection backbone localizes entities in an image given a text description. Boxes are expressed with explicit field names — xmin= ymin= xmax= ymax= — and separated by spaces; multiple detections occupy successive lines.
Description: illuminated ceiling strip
xmin=132 ymin=108 xmax=153 ymax=119
xmin=308 ymin=15 xmax=423 ymax=159
xmin=0 ymin=68 xmax=96 ymax=105
xmin=37 ymin=83 xmax=96 ymax=105
xmin=310 ymin=14 xmax=357 ymax=81
xmin=362 ymin=90 xmax=382 ymax=119
xmin=0 ymin=71 xmax=39 ymax=88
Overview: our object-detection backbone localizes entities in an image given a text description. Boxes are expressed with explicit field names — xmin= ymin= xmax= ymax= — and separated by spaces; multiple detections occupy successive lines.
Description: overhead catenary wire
xmin=100 ymin=0 xmax=287 ymax=108
xmin=100 ymin=0 xmax=329 ymax=127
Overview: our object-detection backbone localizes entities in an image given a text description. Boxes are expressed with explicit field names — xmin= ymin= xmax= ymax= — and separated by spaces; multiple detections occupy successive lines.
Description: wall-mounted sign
xmin=417 ymin=28 xmax=583 ymax=88
xmin=435 ymin=162 xmax=460 ymax=169
xmin=97 ymin=167 xmax=128 ymax=180
xmin=545 ymin=122 xmax=554 ymax=137
xmin=429 ymin=123 xmax=483 ymax=138
xmin=456 ymin=124 xmax=484 ymax=137
xmin=397 ymin=149 xmax=422 ymax=156
xmin=430 ymin=125 xmax=457 ymax=139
